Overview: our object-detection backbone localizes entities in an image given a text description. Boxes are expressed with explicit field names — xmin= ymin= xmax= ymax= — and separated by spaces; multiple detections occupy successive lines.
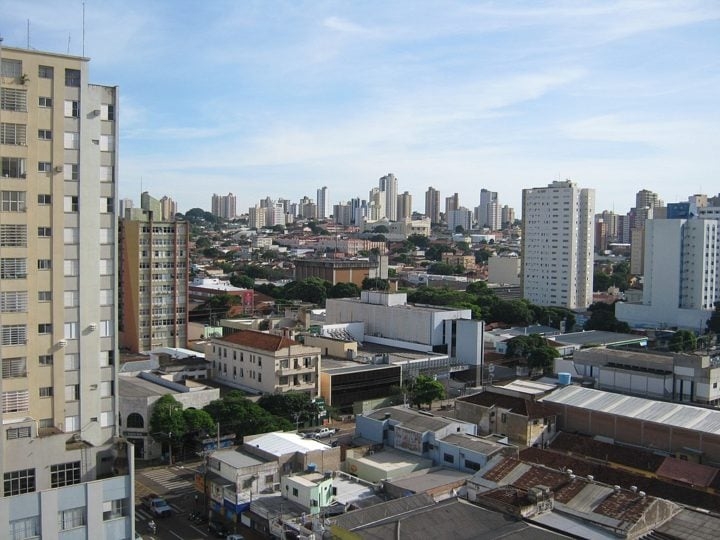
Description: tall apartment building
xmin=445 ymin=192 xmax=459 ymax=220
xmin=397 ymin=191 xmax=412 ymax=220
xmin=211 ymin=192 xmax=237 ymax=219
xmin=119 ymin=194 xmax=189 ymax=353
xmin=378 ymin=173 xmax=398 ymax=221
xmin=316 ymin=186 xmax=329 ymax=219
xmin=248 ymin=205 xmax=266 ymax=229
xmin=501 ymin=205 xmax=515 ymax=227
xmin=425 ymin=186 xmax=441 ymax=225
xmin=521 ymin=180 xmax=595 ymax=309
xmin=447 ymin=207 xmax=472 ymax=232
xmin=159 ymin=195 xmax=177 ymax=220
xmin=477 ymin=189 xmax=500 ymax=230
xmin=0 ymin=46 xmax=133 ymax=538
xmin=617 ymin=217 xmax=719 ymax=330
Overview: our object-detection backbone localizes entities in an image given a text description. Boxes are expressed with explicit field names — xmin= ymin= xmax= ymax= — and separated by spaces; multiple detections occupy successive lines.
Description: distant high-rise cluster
xmin=211 ymin=192 xmax=237 ymax=219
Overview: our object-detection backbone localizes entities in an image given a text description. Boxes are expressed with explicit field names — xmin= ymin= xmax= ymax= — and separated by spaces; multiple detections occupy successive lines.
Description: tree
xmin=203 ymin=391 xmax=292 ymax=437
xmin=593 ymin=272 xmax=612 ymax=292
xmin=505 ymin=334 xmax=559 ymax=373
xmin=669 ymin=330 xmax=697 ymax=352
xmin=328 ymin=282 xmax=361 ymax=299
xmin=149 ymin=395 xmax=186 ymax=461
xmin=584 ymin=302 xmax=630 ymax=333
xmin=258 ymin=392 xmax=319 ymax=427
xmin=407 ymin=234 xmax=430 ymax=249
xmin=372 ymin=225 xmax=390 ymax=234
xmin=707 ymin=302 xmax=720 ymax=336
xmin=183 ymin=408 xmax=216 ymax=434
xmin=427 ymin=262 xmax=455 ymax=275
xmin=454 ymin=225 xmax=465 ymax=233
xmin=283 ymin=278 xmax=330 ymax=305
xmin=409 ymin=375 xmax=445 ymax=409
xmin=362 ymin=277 xmax=389 ymax=290
xmin=230 ymin=274 xmax=254 ymax=289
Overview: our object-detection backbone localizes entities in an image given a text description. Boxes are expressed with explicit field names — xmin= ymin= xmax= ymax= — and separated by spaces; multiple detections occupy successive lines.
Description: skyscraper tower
xmin=317 ymin=186 xmax=329 ymax=219
xmin=522 ymin=180 xmax=595 ymax=309
xmin=478 ymin=189 xmax=500 ymax=229
xmin=211 ymin=192 xmax=237 ymax=219
xmin=397 ymin=191 xmax=413 ymax=220
xmin=378 ymin=173 xmax=398 ymax=221
xmin=425 ymin=187 xmax=441 ymax=225
xmin=0 ymin=44 xmax=133 ymax=538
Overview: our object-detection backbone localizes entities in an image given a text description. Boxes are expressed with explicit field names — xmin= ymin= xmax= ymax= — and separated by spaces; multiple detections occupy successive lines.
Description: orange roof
xmin=217 ymin=330 xmax=298 ymax=352
xmin=656 ymin=457 xmax=719 ymax=488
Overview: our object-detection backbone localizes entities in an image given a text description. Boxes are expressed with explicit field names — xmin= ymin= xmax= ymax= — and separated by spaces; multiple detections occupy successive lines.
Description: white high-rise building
xmin=0 ymin=45 xmax=133 ymax=538
xmin=478 ymin=189 xmax=500 ymax=229
xmin=521 ymin=180 xmax=595 ymax=309
xmin=316 ymin=186 xmax=329 ymax=220
xmin=617 ymin=218 xmax=719 ymax=330
xmin=378 ymin=173 xmax=398 ymax=221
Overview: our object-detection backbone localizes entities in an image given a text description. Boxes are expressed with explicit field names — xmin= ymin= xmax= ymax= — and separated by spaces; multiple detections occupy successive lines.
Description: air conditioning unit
xmin=53 ymin=165 xmax=63 ymax=173
xmin=92 ymin=109 xmax=101 ymax=116
xmin=58 ymin=339 xmax=68 ymax=348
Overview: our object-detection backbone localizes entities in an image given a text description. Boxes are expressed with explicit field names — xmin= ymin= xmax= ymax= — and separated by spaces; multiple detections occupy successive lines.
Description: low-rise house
xmin=207 ymin=329 xmax=321 ymax=395
xmin=455 ymin=388 xmax=557 ymax=446
xmin=280 ymin=470 xmax=334 ymax=515
xmin=355 ymin=406 xmax=477 ymax=461
xmin=344 ymin=447 xmax=433 ymax=483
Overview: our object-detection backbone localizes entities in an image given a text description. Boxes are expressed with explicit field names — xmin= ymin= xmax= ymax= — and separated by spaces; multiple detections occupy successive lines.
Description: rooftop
xmin=541 ymin=386 xmax=720 ymax=436
xmin=440 ymin=433 xmax=512 ymax=456
xmin=364 ymin=406 xmax=462 ymax=433
xmin=215 ymin=329 xmax=299 ymax=351
xmin=458 ymin=391 xmax=554 ymax=419
xmin=210 ymin=449 xmax=267 ymax=469
xmin=549 ymin=330 xmax=646 ymax=347
xmin=243 ymin=431 xmax=330 ymax=456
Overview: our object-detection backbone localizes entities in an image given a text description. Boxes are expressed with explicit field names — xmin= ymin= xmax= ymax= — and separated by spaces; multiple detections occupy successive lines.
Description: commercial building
xmin=119 ymin=194 xmax=190 ymax=353
xmin=0 ymin=45 xmax=133 ymax=538
xmin=424 ymin=186 xmax=441 ymax=225
xmin=294 ymin=256 xmax=388 ymax=287
xmin=521 ymin=180 xmax=595 ymax=309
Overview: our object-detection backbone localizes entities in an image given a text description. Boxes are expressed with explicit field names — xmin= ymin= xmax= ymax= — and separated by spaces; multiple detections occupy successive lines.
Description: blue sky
xmin=2 ymin=1 xmax=719 ymax=216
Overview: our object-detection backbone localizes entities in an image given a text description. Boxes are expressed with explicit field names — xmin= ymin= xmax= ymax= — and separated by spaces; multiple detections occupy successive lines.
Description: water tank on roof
xmin=558 ymin=372 xmax=572 ymax=386
xmin=307 ymin=463 xmax=317 ymax=473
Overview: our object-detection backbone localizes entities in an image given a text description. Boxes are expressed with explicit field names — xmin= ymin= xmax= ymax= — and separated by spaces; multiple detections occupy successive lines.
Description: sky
xmin=2 ymin=1 xmax=719 ymax=216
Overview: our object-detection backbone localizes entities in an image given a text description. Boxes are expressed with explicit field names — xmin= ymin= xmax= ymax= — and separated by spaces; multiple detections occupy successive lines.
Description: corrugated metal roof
xmin=541 ymin=386 xmax=720 ymax=435
xmin=243 ymin=431 xmax=329 ymax=456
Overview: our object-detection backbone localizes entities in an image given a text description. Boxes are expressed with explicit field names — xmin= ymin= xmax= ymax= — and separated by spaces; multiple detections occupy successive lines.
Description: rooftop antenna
xmin=67 ymin=33 xmax=71 ymax=54
xmin=26 ymin=19 xmax=30 ymax=49
xmin=82 ymin=2 xmax=85 ymax=56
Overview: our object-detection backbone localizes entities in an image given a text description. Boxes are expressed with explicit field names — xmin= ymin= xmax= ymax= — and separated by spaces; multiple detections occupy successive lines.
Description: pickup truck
xmin=142 ymin=494 xmax=172 ymax=517
xmin=312 ymin=427 xmax=337 ymax=439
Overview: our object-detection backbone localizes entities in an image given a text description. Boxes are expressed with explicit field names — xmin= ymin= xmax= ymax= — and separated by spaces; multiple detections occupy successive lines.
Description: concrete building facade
xmin=521 ymin=180 xmax=595 ymax=309
xmin=0 ymin=45 xmax=133 ymax=538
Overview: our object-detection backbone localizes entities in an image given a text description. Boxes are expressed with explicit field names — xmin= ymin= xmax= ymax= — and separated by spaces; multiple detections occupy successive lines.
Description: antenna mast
xmin=82 ymin=2 xmax=85 ymax=56
xmin=26 ymin=19 xmax=30 ymax=49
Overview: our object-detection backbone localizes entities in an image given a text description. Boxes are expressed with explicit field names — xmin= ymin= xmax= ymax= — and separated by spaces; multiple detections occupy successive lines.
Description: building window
xmin=1 ymin=258 xmax=27 ymax=279
xmin=64 ymin=322 xmax=79 ymax=340
xmin=99 ymin=165 xmax=113 ymax=181
xmin=1 ymin=324 xmax=27 ymax=345
xmin=38 ymin=65 xmax=53 ymax=78
xmin=100 ymin=381 xmax=113 ymax=397
xmin=38 ymin=194 xmax=51 ymax=204
xmin=3 ymin=468 xmax=35 ymax=496
xmin=1 ymin=88 xmax=28 ymax=112
xmin=0 ymin=291 xmax=28 ymax=313
xmin=100 ymin=411 xmax=114 ymax=427
xmin=64 ymin=163 xmax=79 ymax=180
xmin=64 ymin=353 xmax=79 ymax=371
xmin=0 ymin=224 xmax=27 ymax=246
xmin=51 ymin=461 xmax=81 ymax=488
xmin=39 ymin=387 xmax=53 ymax=398
xmin=39 ymin=354 xmax=53 ymax=365
xmin=1 ymin=190 xmax=26 ymax=212
xmin=63 ymin=131 xmax=79 ymax=149
xmin=443 ymin=453 xmax=454 ymax=464
xmin=1 ymin=157 xmax=26 ymax=178
xmin=37 ymin=259 xmax=52 ymax=270
xmin=1 ymin=59 xmax=22 ymax=78
xmin=64 ymin=291 xmax=79 ymax=307
xmin=64 ymin=259 xmax=79 ymax=276
xmin=292 ymin=488 xmax=299 ymax=497
xmin=0 ymin=123 xmax=27 ymax=145
xmin=38 ymin=96 xmax=52 ymax=107
xmin=99 ymin=134 xmax=115 ymax=151
xmin=58 ymin=507 xmax=86 ymax=530
xmin=2 ymin=357 xmax=27 ymax=378
xmin=9 ymin=516 xmax=40 ymax=539
xmin=101 ymin=104 xmax=115 ymax=121
xmin=64 ymin=196 xmax=79 ymax=212
xmin=64 ymin=228 xmax=79 ymax=245
xmin=100 ymin=320 xmax=113 ymax=337
xmin=38 ymin=323 xmax=52 ymax=334
xmin=2 ymin=390 xmax=29 ymax=413
xmin=6 ymin=426 xmax=31 ymax=440
xmin=38 ymin=129 xmax=52 ymax=140
xmin=64 ymin=385 xmax=80 ymax=402
xmin=103 ymin=498 xmax=128 ymax=520
xmin=38 ymin=226 xmax=52 ymax=237
xmin=64 ymin=100 xmax=79 ymax=118
xmin=64 ymin=69 xmax=81 ymax=87
xmin=38 ymin=161 xmax=52 ymax=172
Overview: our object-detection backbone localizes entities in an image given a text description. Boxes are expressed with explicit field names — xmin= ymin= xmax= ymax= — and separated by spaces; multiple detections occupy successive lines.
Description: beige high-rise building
xmin=211 ymin=192 xmax=236 ymax=219
xmin=0 ymin=45 xmax=133 ymax=538
xmin=397 ymin=191 xmax=412 ymax=220
xmin=522 ymin=180 xmax=595 ymax=309
xmin=425 ymin=186 xmax=441 ymax=224
xmin=119 ymin=194 xmax=189 ymax=353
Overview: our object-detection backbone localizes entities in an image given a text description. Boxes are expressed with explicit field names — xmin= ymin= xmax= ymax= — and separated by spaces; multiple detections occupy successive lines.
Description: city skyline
xmin=2 ymin=1 xmax=719 ymax=214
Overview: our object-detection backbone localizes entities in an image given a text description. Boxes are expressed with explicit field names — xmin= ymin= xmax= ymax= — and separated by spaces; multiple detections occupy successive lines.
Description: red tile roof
xmin=216 ymin=330 xmax=298 ymax=352
xmin=656 ymin=457 xmax=719 ymax=488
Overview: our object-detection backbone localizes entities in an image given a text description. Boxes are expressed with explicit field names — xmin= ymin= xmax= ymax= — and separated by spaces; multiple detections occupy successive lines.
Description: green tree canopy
xmin=203 ymin=391 xmax=292 ymax=438
xmin=372 ymin=225 xmax=390 ymax=233
xmin=183 ymin=408 xmax=216 ymax=435
xmin=669 ymin=330 xmax=697 ymax=352
xmin=362 ymin=277 xmax=389 ymax=290
xmin=707 ymin=302 xmax=720 ymax=335
xmin=149 ymin=395 xmax=187 ymax=448
xmin=257 ymin=392 xmax=319 ymax=427
xmin=230 ymin=274 xmax=255 ymax=289
xmin=584 ymin=302 xmax=630 ymax=333
xmin=409 ymin=375 xmax=446 ymax=409
xmin=327 ymin=282 xmax=361 ymax=299
xmin=406 ymin=234 xmax=430 ymax=248
xmin=283 ymin=277 xmax=330 ymax=305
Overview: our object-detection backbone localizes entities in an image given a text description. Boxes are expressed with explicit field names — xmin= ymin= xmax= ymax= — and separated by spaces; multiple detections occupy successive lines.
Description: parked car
xmin=312 ymin=427 xmax=337 ymax=439
xmin=208 ymin=519 xmax=230 ymax=538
